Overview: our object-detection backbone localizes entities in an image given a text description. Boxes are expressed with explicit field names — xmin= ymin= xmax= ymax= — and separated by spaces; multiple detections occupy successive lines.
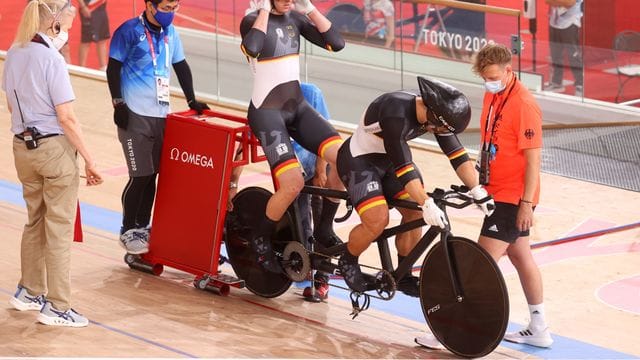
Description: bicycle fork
xmin=440 ymin=232 xmax=465 ymax=303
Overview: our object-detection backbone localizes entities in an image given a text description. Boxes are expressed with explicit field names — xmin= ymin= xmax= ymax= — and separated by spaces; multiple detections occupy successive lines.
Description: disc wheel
xmin=224 ymin=187 xmax=295 ymax=298
xmin=419 ymin=237 xmax=509 ymax=358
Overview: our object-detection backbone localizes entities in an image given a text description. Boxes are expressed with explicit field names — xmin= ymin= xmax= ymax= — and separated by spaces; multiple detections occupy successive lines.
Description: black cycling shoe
xmin=314 ymin=231 xmax=344 ymax=252
xmin=251 ymin=235 xmax=282 ymax=274
xmin=338 ymin=252 xmax=367 ymax=293
xmin=397 ymin=275 xmax=420 ymax=297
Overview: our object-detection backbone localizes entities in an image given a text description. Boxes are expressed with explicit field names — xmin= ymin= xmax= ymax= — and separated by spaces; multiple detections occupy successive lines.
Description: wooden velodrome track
xmin=0 ymin=63 xmax=639 ymax=359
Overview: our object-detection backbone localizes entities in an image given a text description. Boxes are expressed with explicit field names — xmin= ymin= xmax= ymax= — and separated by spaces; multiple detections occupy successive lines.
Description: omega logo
xmin=169 ymin=147 xmax=214 ymax=169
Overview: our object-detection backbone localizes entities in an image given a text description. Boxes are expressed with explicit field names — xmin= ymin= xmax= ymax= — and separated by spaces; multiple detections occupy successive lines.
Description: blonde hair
xmin=14 ymin=0 xmax=69 ymax=47
xmin=472 ymin=43 xmax=512 ymax=75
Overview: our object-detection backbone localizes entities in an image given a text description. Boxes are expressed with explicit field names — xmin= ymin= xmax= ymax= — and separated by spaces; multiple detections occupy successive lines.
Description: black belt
xmin=15 ymin=133 xmax=61 ymax=141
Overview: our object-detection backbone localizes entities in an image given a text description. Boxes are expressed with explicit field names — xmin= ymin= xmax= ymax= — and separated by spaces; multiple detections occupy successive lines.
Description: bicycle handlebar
xmin=302 ymin=184 xmax=489 ymax=223
xmin=390 ymin=185 xmax=478 ymax=211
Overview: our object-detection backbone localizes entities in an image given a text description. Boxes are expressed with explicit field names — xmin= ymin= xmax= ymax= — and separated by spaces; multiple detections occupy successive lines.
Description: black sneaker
xmin=251 ymin=235 xmax=282 ymax=274
xmin=338 ymin=253 xmax=367 ymax=293
xmin=397 ymin=275 xmax=420 ymax=297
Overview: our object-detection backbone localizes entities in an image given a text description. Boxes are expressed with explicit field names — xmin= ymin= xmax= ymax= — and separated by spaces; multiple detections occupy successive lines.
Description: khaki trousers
xmin=13 ymin=135 xmax=79 ymax=311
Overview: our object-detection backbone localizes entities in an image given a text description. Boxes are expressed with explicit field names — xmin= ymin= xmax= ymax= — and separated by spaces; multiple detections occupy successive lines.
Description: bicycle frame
xmin=226 ymin=184 xmax=508 ymax=357
xmin=297 ymin=184 xmax=468 ymax=298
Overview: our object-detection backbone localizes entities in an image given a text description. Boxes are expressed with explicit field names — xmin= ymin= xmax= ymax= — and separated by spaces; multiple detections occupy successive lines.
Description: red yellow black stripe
xmin=318 ymin=136 xmax=343 ymax=159
xmin=395 ymin=164 xmax=415 ymax=178
xmin=273 ymin=159 xmax=300 ymax=178
xmin=356 ymin=196 xmax=387 ymax=215
xmin=393 ymin=190 xmax=410 ymax=200
xmin=448 ymin=148 xmax=467 ymax=160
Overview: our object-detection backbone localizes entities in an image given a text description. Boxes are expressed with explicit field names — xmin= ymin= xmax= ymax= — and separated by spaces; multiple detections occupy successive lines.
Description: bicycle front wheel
xmin=419 ymin=237 xmax=508 ymax=358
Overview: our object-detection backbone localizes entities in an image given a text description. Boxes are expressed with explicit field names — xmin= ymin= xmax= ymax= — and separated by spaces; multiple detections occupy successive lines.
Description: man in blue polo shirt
xmin=106 ymin=0 xmax=208 ymax=254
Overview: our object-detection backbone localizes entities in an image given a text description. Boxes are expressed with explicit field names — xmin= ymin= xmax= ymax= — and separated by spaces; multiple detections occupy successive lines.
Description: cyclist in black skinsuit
xmin=336 ymin=76 xmax=495 ymax=295
xmin=240 ymin=0 xmax=345 ymax=273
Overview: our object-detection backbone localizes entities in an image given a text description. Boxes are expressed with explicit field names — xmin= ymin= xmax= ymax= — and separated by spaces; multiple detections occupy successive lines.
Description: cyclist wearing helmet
xmin=336 ymin=76 xmax=494 ymax=295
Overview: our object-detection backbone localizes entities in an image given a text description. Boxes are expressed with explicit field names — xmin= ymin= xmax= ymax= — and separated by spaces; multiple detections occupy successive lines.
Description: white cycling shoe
xmin=414 ymin=332 xmax=445 ymax=350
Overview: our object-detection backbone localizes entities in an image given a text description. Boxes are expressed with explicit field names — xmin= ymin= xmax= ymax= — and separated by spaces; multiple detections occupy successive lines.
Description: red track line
xmin=239 ymin=297 xmax=423 ymax=353
xmin=408 ymin=221 xmax=640 ymax=272
xmin=531 ymin=221 xmax=640 ymax=249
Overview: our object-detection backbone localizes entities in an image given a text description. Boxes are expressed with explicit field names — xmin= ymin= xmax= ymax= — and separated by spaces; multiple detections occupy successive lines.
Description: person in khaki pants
xmin=2 ymin=0 xmax=103 ymax=327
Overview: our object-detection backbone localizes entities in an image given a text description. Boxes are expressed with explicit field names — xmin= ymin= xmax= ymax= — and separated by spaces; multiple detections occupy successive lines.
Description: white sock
xmin=528 ymin=303 xmax=548 ymax=331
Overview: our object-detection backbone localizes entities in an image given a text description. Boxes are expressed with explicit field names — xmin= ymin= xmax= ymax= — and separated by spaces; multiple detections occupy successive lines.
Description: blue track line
xmin=1 ymin=179 xmax=636 ymax=359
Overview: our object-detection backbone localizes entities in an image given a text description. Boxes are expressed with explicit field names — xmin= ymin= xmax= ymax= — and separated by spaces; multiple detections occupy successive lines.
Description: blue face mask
xmin=484 ymin=79 xmax=506 ymax=94
xmin=153 ymin=4 xmax=175 ymax=28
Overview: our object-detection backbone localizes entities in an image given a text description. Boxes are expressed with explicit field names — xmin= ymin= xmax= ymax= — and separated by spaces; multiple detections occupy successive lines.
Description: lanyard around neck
xmin=482 ymin=75 xmax=517 ymax=151
xmin=139 ymin=15 xmax=169 ymax=70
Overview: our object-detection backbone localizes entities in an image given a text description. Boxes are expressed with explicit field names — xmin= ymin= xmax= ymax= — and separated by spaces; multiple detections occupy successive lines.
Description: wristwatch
xmin=112 ymin=98 xmax=125 ymax=107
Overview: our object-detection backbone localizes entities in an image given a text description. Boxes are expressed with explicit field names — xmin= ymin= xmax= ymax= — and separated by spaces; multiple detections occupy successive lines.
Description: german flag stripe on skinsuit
xmin=395 ymin=164 xmax=415 ymax=178
xmin=318 ymin=136 xmax=343 ymax=159
xmin=448 ymin=148 xmax=467 ymax=160
xmin=274 ymin=159 xmax=300 ymax=178
xmin=356 ymin=196 xmax=387 ymax=215
xmin=257 ymin=53 xmax=299 ymax=63
xmin=393 ymin=190 xmax=410 ymax=200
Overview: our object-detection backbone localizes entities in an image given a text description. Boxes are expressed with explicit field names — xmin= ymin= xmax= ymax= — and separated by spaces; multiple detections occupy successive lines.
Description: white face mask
xmin=51 ymin=30 xmax=68 ymax=50
xmin=484 ymin=79 xmax=506 ymax=94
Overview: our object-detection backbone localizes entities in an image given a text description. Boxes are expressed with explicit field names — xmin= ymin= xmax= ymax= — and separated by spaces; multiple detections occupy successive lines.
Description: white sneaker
xmin=37 ymin=301 xmax=89 ymax=328
xmin=9 ymin=285 xmax=46 ymax=311
xmin=119 ymin=228 xmax=149 ymax=254
xmin=504 ymin=327 xmax=553 ymax=348
xmin=415 ymin=332 xmax=445 ymax=350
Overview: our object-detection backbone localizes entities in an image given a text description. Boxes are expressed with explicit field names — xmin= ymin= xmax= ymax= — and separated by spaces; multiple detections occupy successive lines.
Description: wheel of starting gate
xmin=419 ymin=237 xmax=509 ymax=358
xmin=224 ymin=187 xmax=297 ymax=298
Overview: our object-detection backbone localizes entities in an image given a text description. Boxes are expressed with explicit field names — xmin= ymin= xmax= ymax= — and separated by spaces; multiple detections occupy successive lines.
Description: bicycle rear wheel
xmin=224 ymin=187 xmax=294 ymax=298
xmin=419 ymin=237 xmax=508 ymax=358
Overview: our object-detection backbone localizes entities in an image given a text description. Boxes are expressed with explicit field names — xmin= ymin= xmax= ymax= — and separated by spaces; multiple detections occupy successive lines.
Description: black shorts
xmin=80 ymin=3 xmax=111 ymax=43
xmin=336 ymin=138 xmax=422 ymax=216
xmin=248 ymin=96 xmax=341 ymax=176
xmin=480 ymin=202 xmax=534 ymax=243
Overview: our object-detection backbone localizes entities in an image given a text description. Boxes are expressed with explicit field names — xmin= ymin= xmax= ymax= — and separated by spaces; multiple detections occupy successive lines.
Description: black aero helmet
xmin=417 ymin=76 xmax=471 ymax=134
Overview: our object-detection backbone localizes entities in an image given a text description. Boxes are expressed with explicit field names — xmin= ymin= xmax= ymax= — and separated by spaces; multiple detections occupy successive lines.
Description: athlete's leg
xmin=247 ymin=106 xmax=302 ymax=273
xmin=335 ymin=143 xmax=388 ymax=292
xmin=347 ymin=205 xmax=389 ymax=255
xmin=340 ymin=204 xmax=389 ymax=292
xmin=395 ymin=207 xmax=422 ymax=256
xmin=313 ymin=146 xmax=343 ymax=247
xmin=293 ymin=102 xmax=344 ymax=246
xmin=394 ymin=207 xmax=422 ymax=297
xmin=266 ymin=167 xmax=304 ymax=222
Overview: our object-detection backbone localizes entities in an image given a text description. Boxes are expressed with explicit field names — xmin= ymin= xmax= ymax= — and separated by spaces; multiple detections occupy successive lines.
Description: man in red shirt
xmin=417 ymin=42 xmax=551 ymax=350
xmin=475 ymin=43 xmax=550 ymax=347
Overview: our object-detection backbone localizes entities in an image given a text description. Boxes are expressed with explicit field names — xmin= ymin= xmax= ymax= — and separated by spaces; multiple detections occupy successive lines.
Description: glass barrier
xmin=1 ymin=0 xmax=638 ymax=109
xmin=518 ymin=0 xmax=640 ymax=105
xmin=582 ymin=0 xmax=640 ymax=105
